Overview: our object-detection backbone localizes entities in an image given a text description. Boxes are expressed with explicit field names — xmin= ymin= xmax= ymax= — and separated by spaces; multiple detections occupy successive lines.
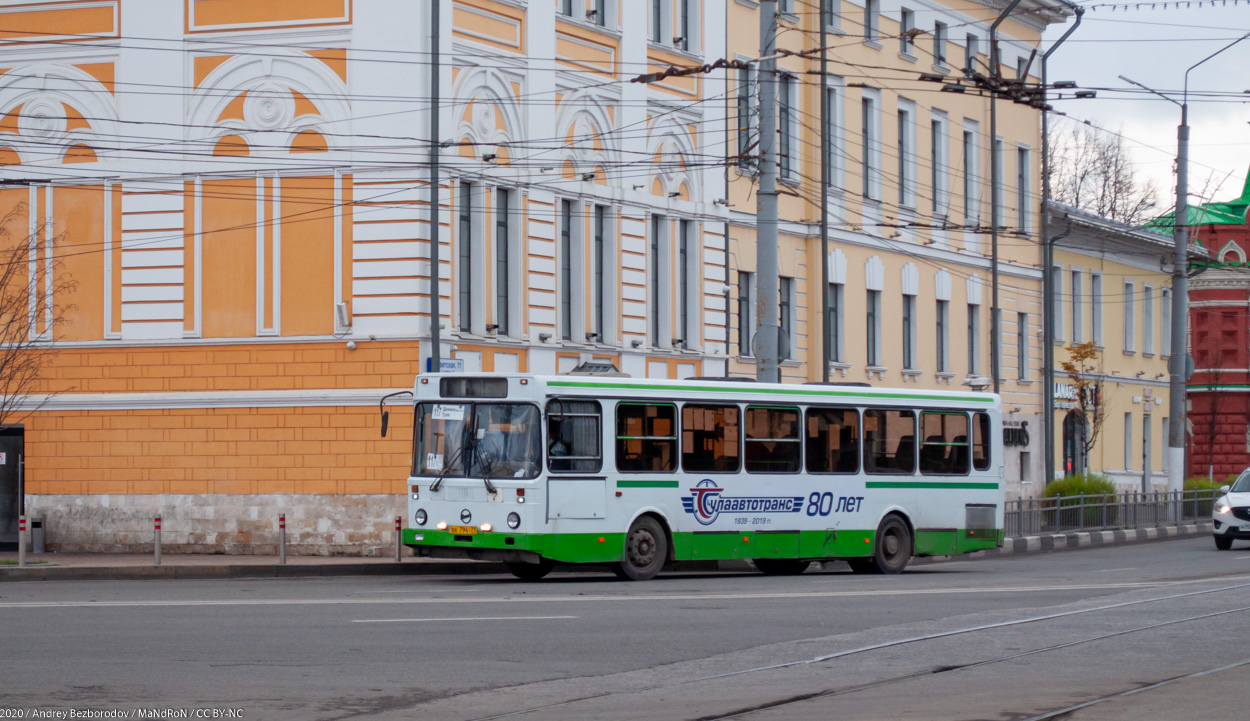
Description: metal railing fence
xmin=1005 ymin=490 xmax=1219 ymax=538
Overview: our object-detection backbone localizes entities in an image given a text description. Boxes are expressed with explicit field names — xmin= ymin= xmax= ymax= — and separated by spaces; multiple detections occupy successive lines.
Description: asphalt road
xmin=2 ymin=538 xmax=1249 ymax=721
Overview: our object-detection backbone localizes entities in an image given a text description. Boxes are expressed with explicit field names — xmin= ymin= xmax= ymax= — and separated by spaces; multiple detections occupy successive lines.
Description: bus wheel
xmin=505 ymin=559 xmax=555 ymax=581
xmin=753 ymin=559 xmax=810 ymax=575
xmin=614 ymin=516 xmax=667 ymax=581
xmin=852 ymin=516 xmax=912 ymax=575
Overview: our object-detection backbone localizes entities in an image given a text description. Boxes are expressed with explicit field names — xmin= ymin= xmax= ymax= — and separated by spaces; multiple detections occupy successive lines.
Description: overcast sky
xmin=1043 ymin=5 xmax=1250 ymax=217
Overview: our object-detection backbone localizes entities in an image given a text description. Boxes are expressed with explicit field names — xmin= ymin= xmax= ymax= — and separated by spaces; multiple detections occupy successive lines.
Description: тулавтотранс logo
xmin=681 ymin=479 xmax=805 ymax=526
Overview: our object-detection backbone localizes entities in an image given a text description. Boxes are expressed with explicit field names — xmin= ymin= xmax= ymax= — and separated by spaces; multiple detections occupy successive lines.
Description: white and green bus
xmin=399 ymin=374 xmax=1003 ymax=581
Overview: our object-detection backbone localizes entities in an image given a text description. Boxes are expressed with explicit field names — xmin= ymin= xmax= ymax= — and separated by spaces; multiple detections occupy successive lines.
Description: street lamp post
xmin=1119 ymin=29 xmax=1250 ymax=497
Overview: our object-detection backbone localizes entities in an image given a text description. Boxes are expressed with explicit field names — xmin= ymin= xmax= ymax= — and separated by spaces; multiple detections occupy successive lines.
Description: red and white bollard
xmin=154 ymin=516 xmax=162 ymax=567
xmin=17 ymin=515 xmax=26 ymax=568
xmin=395 ymin=516 xmax=403 ymax=562
xmin=279 ymin=513 xmax=286 ymax=565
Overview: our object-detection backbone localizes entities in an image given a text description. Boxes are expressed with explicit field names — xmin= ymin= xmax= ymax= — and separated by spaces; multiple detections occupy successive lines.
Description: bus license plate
xmin=449 ymin=525 xmax=478 ymax=535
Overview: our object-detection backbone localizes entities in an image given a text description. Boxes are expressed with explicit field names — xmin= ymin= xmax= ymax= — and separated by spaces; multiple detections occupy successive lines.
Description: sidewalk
xmin=0 ymin=521 xmax=1216 ymax=582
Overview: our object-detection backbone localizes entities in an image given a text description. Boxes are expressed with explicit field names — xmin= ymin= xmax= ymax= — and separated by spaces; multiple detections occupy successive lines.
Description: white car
xmin=1213 ymin=470 xmax=1250 ymax=550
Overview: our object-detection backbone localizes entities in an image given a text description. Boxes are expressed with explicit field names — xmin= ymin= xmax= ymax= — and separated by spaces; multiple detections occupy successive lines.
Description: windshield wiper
xmin=467 ymin=434 xmax=498 ymax=495
xmin=429 ymin=444 xmax=464 ymax=492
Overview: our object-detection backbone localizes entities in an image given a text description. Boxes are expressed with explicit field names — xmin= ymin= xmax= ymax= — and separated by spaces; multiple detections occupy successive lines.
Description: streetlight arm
xmin=1185 ymin=30 xmax=1250 ymax=102
xmin=1118 ymin=75 xmax=1182 ymax=108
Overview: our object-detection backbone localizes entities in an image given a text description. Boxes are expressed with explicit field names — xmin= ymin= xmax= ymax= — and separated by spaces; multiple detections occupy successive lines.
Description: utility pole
xmin=755 ymin=0 xmax=780 ymax=383
xmin=428 ymin=0 xmax=443 ymax=371
xmin=988 ymin=0 xmax=1023 ymax=396
xmin=1121 ymin=30 xmax=1250 ymax=495
xmin=819 ymin=0 xmax=830 ymax=383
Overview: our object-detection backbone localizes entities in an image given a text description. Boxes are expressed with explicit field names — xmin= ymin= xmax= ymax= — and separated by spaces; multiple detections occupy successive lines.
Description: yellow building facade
xmin=0 ymin=0 xmax=1073 ymax=553
xmin=1045 ymin=203 xmax=1179 ymax=490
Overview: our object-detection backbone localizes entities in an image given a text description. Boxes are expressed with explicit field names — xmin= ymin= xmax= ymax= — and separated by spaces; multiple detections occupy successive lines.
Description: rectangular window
xmin=780 ymin=276 xmax=793 ymax=360
xmin=962 ymin=129 xmax=975 ymax=223
xmin=458 ymin=182 xmax=473 ymax=332
xmin=829 ymin=282 xmax=843 ymax=363
xmin=920 ymin=411 xmax=970 ymax=475
xmin=650 ymin=214 xmax=663 ymax=346
xmin=862 ymin=96 xmax=874 ymax=197
xmin=1017 ymin=56 xmax=1028 ymax=79
xmin=1162 ymin=288 xmax=1172 ymax=356
xmin=968 ymin=303 xmax=980 ymax=374
xmin=973 ymin=412 xmax=991 ymax=471
xmin=1052 ymin=265 xmax=1064 ymax=342
xmin=965 ymin=34 xmax=978 ymax=75
xmin=677 ymin=220 xmax=691 ymax=345
xmin=897 ymin=106 xmax=911 ymax=206
xmin=822 ymin=0 xmax=836 ymax=28
xmin=824 ymin=84 xmax=841 ymax=188
xmin=864 ymin=0 xmax=878 ymax=41
xmin=616 ymin=403 xmax=677 ymax=472
xmin=738 ymin=270 xmax=753 ymax=356
xmin=1124 ymin=412 xmax=1133 ymax=470
xmin=495 ymin=188 xmax=510 ymax=336
xmin=1124 ymin=280 xmax=1136 ymax=353
xmin=561 ymin=0 xmax=573 ymax=16
xmin=737 ymin=67 xmax=756 ymax=167
xmin=1017 ymin=312 xmax=1028 ymax=380
xmin=745 ymin=406 xmax=801 ymax=473
xmin=779 ymin=74 xmax=793 ymax=179
xmin=651 ymin=0 xmax=663 ymax=43
xmin=902 ymin=293 xmax=916 ymax=369
xmin=936 ymin=299 xmax=949 ymax=372
xmin=867 ymin=289 xmax=881 ymax=366
xmin=931 ymin=115 xmax=947 ymax=220
xmin=900 ymin=9 xmax=914 ymax=54
xmin=865 ymin=408 xmax=916 ymax=474
xmin=992 ymin=138 xmax=1004 ymax=228
xmin=592 ymin=0 xmax=606 ymax=26
xmin=1144 ymin=285 xmax=1155 ymax=353
xmin=561 ymin=199 xmax=574 ymax=340
xmin=547 ymin=400 xmax=602 ymax=473
xmin=1016 ymin=147 xmax=1030 ymax=231
xmin=934 ymin=22 xmax=947 ymax=65
xmin=1071 ymin=270 xmax=1083 ymax=343
xmin=593 ymin=205 xmax=606 ymax=337
xmin=1162 ymin=418 xmax=1170 ymax=472
xmin=682 ymin=404 xmax=741 ymax=473
xmin=677 ymin=0 xmax=691 ymax=50
xmin=806 ymin=407 xmax=860 ymax=474
xmin=1091 ymin=273 xmax=1104 ymax=345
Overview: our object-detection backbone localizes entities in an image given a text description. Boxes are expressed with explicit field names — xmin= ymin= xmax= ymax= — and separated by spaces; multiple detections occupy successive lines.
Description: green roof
xmin=1144 ymin=169 xmax=1250 ymax=235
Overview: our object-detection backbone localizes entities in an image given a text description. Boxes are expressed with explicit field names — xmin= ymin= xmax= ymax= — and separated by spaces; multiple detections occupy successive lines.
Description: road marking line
xmin=0 ymin=580 xmax=1204 ymax=610
xmin=353 ymin=615 xmax=578 ymax=623
xmin=1101 ymin=567 xmax=1139 ymax=572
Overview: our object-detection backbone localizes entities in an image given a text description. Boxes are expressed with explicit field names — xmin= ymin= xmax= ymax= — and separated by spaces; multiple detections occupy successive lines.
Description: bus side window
xmin=616 ymin=403 xmax=677 ymax=472
xmin=546 ymin=400 xmax=602 ymax=473
xmin=805 ymin=407 xmax=859 ymax=474
xmin=864 ymin=408 xmax=916 ymax=475
xmin=681 ymin=404 xmax=741 ymax=473
xmin=972 ymin=412 xmax=992 ymax=471
xmin=920 ymin=411 xmax=970 ymax=475
xmin=745 ymin=406 xmax=801 ymax=473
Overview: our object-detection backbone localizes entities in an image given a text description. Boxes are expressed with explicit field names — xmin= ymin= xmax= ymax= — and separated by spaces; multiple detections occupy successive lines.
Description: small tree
xmin=0 ymin=204 xmax=75 ymax=427
xmin=1059 ymin=341 xmax=1106 ymax=467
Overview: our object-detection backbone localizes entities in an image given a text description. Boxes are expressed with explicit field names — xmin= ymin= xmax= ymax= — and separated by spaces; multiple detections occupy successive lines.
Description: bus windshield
xmin=414 ymin=402 xmax=541 ymax=480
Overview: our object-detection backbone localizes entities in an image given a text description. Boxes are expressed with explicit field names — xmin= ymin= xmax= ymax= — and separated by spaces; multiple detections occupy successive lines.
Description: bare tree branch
xmin=0 ymin=203 xmax=76 ymax=427
xmin=1047 ymin=117 xmax=1160 ymax=226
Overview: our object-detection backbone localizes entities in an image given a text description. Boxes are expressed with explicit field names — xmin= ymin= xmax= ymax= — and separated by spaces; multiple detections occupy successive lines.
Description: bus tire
xmin=753 ymin=559 xmax=810 ymax=575
xmin=853 ymin=515 xmax=912 ymax=575
xmin=505 ymin=559 xmax=555 ymax=581
xmin=613 ymin=516 xmax=668 ymax=581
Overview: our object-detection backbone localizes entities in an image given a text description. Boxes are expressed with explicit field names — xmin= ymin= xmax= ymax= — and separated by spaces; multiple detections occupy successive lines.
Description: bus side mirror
xmin=381 ymin=410 xmax=390 ymax=438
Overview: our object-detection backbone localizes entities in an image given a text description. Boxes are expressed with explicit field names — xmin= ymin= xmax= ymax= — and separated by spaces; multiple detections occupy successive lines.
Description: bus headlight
xmin=507 ymin=512 xmax=521 ymax=530
xmin=415 ymin=509 xmax=428 ymax=526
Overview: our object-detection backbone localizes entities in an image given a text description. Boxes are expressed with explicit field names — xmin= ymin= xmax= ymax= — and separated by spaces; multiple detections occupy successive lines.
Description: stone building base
xmin=26 ymin=494 xmax=406 ymax=556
